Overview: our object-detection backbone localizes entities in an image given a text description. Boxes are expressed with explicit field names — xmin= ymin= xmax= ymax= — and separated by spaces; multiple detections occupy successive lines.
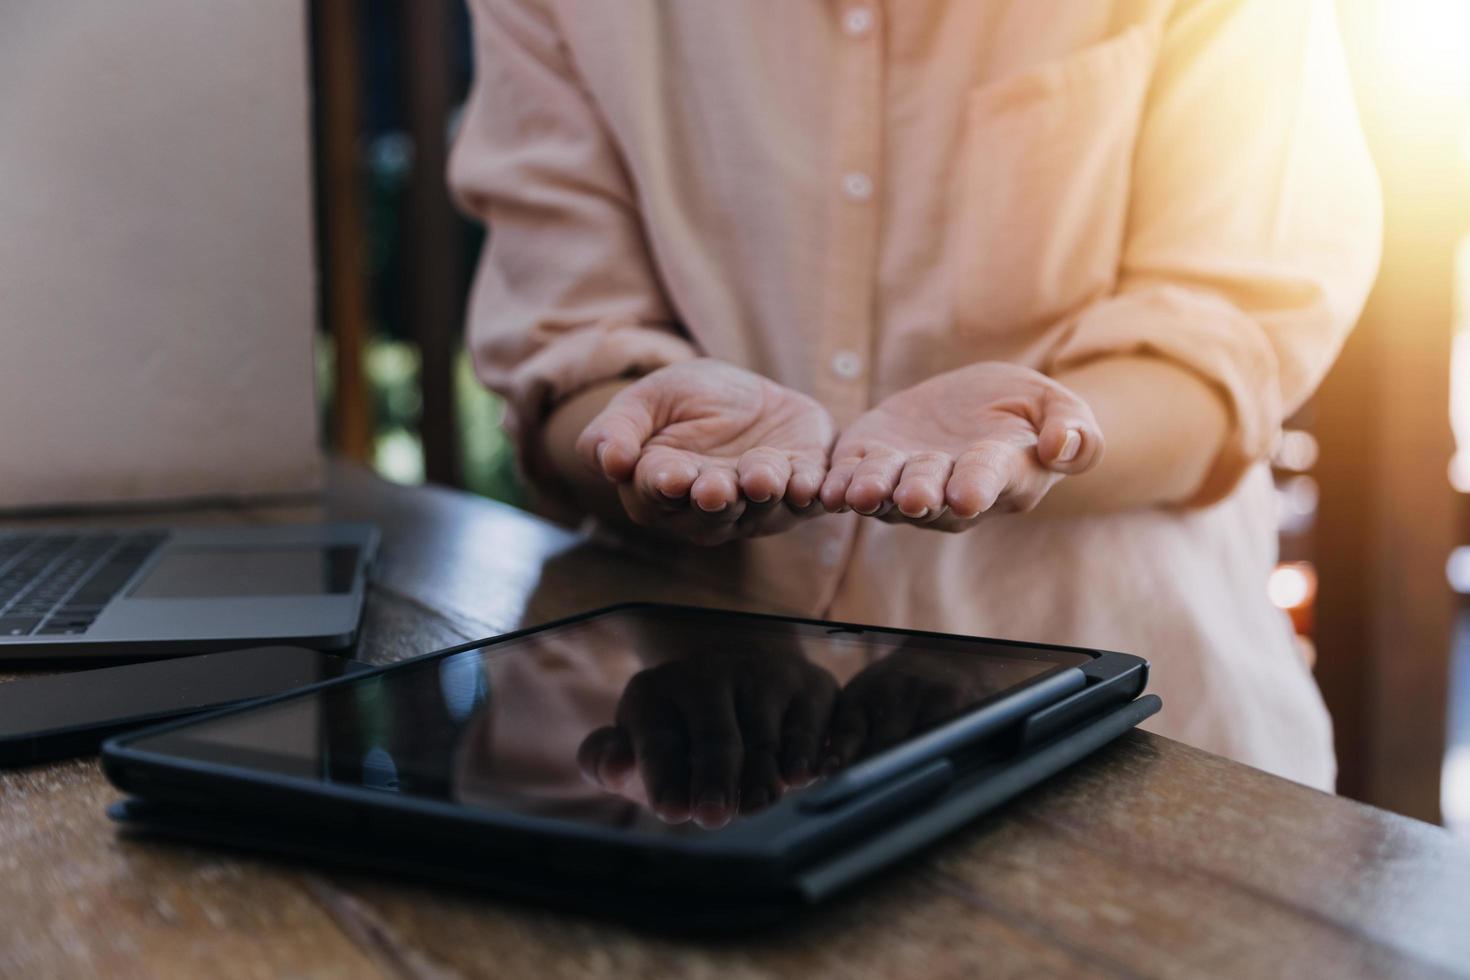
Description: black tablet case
xmin=109 ymin=694 xmax=1161 ymax=931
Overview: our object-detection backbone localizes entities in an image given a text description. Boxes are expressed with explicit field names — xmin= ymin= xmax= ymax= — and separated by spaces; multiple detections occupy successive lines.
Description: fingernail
xmin=899 ymin=505 xmax=930 ymax=520
xmin=696 ymin=499 xmax=728 ymax=514
xmin=1057 ymin=428 xmax=1081 ymax=464
xmin=693 ymin=792 xmax=730 ymax=829
xmin=596 ymin=442 xmax=623 ymax=482
xmin=853 ymin=502 xmax=881 ymax=516
xmin=655 ymin=792 xmax=690 ymax=824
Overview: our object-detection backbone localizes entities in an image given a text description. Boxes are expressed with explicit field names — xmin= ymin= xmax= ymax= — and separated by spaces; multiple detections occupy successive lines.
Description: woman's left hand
xmin=819 ymin=362 xmax=1103 ymax=530
xmin=576 ymin=359 xmax=836 ymax=546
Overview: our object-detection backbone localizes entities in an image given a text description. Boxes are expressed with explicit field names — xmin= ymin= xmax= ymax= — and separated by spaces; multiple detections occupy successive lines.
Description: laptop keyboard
xmin=0 ymin=531 xmax=167 ymax=638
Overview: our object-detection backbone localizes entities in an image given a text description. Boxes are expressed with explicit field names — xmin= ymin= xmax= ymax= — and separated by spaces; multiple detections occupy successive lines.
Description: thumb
xmin=576 ymin=384 xmax=659 ymax=482
xmin=576 ymin=725 xmax=635 ymax=790
xmin=1035 ymin=387 xmax=1104 ymax=475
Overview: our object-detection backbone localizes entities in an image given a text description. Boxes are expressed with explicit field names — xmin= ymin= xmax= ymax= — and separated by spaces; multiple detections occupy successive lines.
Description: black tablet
xmin=102 ymin=603 xmax=1158 ymax=928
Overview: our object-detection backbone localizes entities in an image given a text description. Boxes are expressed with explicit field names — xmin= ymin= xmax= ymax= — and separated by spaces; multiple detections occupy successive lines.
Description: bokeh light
xmin=1269 ymin=562 xmax=1318 ymax=612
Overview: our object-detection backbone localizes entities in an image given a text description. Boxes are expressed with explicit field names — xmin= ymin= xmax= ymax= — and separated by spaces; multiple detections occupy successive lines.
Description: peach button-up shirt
xmin=450 ymin=0 xmax=1381 ymax=789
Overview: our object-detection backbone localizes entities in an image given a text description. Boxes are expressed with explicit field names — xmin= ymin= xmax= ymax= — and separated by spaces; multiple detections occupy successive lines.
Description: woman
xmin=449 ymin=0 xmax=1380 ymax=788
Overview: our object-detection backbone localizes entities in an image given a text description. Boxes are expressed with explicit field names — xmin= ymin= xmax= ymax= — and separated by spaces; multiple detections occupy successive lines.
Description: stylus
xmin=799 ymin=666 xmax=1087 ymax=812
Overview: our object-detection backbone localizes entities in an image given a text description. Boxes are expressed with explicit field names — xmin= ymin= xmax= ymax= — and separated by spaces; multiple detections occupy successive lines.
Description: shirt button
xmin=841 ymin=171 xmax=873 ymax=202
xmin=831 ymin=350 xmax=863 ymax=380
xmin=819 ymin=539 xmax=845 ymax=568
xmin=842 ymin=7 xmax=874 ymax=38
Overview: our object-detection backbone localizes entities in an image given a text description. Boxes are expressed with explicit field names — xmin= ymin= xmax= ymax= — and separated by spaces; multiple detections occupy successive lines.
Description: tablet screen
xmin=128 ymin=607 xmax=1093 ymax=833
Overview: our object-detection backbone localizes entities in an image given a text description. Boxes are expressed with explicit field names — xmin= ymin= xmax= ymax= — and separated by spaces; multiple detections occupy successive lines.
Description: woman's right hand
xmin=576 ymin=359 xmax=836 ymax=546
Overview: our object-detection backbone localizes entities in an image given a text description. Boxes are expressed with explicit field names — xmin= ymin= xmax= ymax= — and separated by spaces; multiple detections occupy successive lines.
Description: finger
xmin=1001 ymin=459 xmax=1063 ymax=515
xmin=891 ymin=453 xmax=953 ymax=521
xmin=619 ymin=493 xmax=744 ymax=546
xmin=619 ymin=674 xmax=692 ymax=823
xmin=735 ymin=447 xmax=792 ymax=504
xmin=682 ymin=690 xmax=743 ymax=830
xmin=576 ymin=726 xmax=635 ymax=790
xmin=630 ymin=726 xmax=691 ymax=824
xmin=780 ymin=679 xmax=836 ymax=787
xmin=733 ymin=676 xmax=786 ymax=812
xmin=823 ymin=694 xmax=869 ymax=773
xmin=819 ymin=454 xmax=862 ymax=513
xmin=945 ymin=442 xmax=1019 ymax=519
xmin=615 ymin=481 xmax=658 ymax=529
xmin=786 ymin=456 xmax=827 ymax=509
xmin=845 ymin=449 xmax=906 ymax=516
xmin=634 ymin=447 xmax=699 ymax=505
xmin=575 ymin=388 xmax=658 ymax=482
xmin=914 ymin=508 xmax=979 ymax=533
xmin=1035 ymin=388 xmax=1104 ymax=475
xmin=739 ymin=751 xmax=784 ymax=814
xmin=619 ymin=478 xmax=704 ymax=533
xmin=690 ymin=466 xmax=742 ymax=515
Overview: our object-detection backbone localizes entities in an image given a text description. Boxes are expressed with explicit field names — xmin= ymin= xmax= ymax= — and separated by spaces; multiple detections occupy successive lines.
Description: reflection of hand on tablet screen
xmin=576 ymin=636 xmax=837 ymax=829
xmin=434 ymin=608 xmax=1090 ymax=833
xmin=824 ymin=645 xmax=1016 ymax=771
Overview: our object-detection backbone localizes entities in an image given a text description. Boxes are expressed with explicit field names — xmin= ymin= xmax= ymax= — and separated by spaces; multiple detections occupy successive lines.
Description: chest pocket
xmin=949 ymin=24 xmax=1160 ymax=339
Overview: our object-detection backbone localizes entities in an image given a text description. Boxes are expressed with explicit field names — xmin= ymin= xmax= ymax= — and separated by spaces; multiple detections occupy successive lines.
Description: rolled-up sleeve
xmin=1045 ymin=0 xmax=1381 ymax=505
xmin=449 ymin=0 xmax=697 ymax=483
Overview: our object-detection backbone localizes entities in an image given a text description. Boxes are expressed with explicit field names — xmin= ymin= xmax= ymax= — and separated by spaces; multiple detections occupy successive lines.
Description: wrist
xmin=1036 ymin=355 xmax=1229 ymax=516
xmin=540 ymin=378 xmax=638 ymax=525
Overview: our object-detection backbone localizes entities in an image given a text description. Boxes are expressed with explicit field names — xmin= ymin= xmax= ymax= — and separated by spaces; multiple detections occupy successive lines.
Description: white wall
xmin=0 ymin=0 xmax=324 ymax=509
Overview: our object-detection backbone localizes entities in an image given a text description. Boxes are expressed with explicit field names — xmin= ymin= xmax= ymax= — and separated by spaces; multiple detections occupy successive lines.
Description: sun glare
xmin=1376 ymin=0 xmax=1470 ymax=98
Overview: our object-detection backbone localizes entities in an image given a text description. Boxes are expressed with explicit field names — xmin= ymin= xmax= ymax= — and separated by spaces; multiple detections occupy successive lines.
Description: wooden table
xmin=3 ymin=462 xmax=1468 ymax=979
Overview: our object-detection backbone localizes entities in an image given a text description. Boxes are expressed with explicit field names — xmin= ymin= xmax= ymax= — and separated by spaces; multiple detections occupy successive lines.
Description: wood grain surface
xmin=2 ymin=462 xmax=1467 ymax=979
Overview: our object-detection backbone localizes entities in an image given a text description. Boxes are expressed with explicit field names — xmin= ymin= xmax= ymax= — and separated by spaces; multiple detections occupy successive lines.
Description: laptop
xmin=0 ymin=523 xmax=377 ymax=662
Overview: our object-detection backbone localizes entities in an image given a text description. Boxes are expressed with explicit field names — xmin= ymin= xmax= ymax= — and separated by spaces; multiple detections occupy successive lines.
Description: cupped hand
xmin=576 ymin=641 xmax=839 ymax=828
xmin=576 ymin=359 xmax=837 ymax=545
xmin=819 ymin=362 xmax=1102 ymax=530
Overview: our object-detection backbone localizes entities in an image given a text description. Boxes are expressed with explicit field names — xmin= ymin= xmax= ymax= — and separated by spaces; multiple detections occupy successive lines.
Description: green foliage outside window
xmin=315 ymin=333 xmax=525 ymax=506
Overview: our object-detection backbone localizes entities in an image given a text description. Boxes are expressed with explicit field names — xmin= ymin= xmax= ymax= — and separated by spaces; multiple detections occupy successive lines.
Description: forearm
xmin=1033 ymin=356 xmax=1230 ymax=516
xmin=540 ymin=379 xmax=637 ymax=528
